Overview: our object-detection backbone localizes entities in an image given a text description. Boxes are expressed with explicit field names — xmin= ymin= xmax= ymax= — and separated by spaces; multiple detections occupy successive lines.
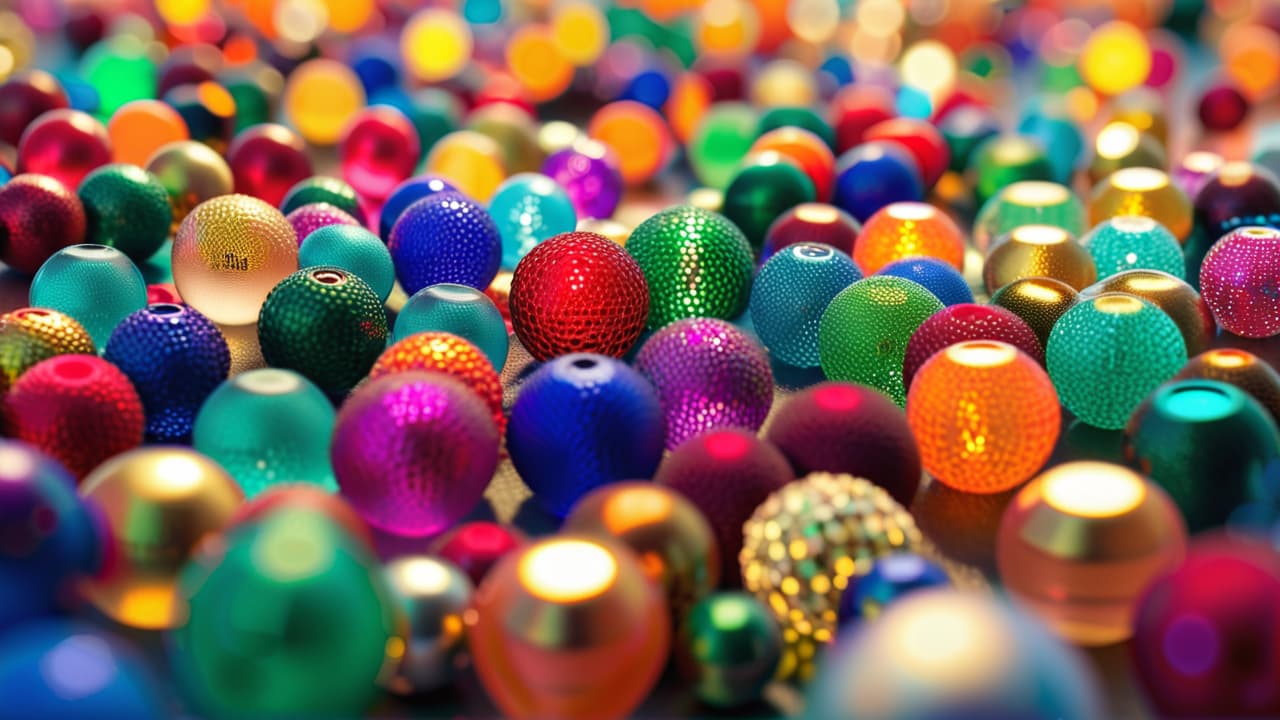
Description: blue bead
xmin=388 ymin=191 xmax=502 ymax=294
xmin=379 ymin=175 xmax=457 ymax=242
xmin=299 ymin=225 xmax=396 ymax=301
xmin=489 ymin=173 xmax=577 ymax=270
xmin=749 ymin=243 xmax=861 ymax=368
xmin=30 ymin=244 xmax=147 ymax=347
xmin=507 ymin=354 xmax=666 ymax=518
xmin=835 ymin=553 xmax=950 ymax=630
xmin=395 ymin=283 xmax=509 ymax=369
xmin=104 ymin=304 xmax=230 ymax=443
xmin=819 ymin=55 xmax=854 ymax=87
xmin=349 ymin=38 xmax=401 ymax=97
xmin=877 ymin=257 xmax=974 ymax=306
xmin=832 ymin=143 xmax=924 ymax=223
xmin=621 ymin=69 xmax=672 ymax=110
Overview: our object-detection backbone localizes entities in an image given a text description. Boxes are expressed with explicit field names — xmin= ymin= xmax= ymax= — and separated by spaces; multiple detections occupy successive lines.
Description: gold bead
xmin=1081 ymin=269 xmax=1214 ymax=356
xmin=984 ymin=225 xmax=1097 ymax=294
xmin=1088 ymin=167 xmax=1192 ymax=242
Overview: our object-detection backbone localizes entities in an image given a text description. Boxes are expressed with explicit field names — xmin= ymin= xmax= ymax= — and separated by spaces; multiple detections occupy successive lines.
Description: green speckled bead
xmin=818 ymin=276 xmax=944 ymax=405
xmin=1080 ymin=216 xmax=1185 ymax=280
xmin=77 ymin=164 xmax=173 ymax=261
xmin=627 ymin=206 xmax=754 ymax=329
xmin=970 ymin=135 xmax=1055 ymax=208
xmin=257 ymin=267 xmax=388 ymax=399
xmin=279 ymin=176 xmax=366 ymax=225
xmin=721 ymin=156 xmax=816 ymax=257
xmin=680 ymin=592 xmax=782 ymax=708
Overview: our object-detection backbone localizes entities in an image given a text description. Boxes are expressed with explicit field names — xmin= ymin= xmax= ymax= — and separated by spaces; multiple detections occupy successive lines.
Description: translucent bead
xmin=29 ymin=244 xmax=147 ymax=347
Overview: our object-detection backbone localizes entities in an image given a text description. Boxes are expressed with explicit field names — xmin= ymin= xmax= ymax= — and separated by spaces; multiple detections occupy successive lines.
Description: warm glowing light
xmin=1206 ymin=349 xmax=1250 ymax=369
xmin=1096 ymin=122 xmax=1141 ymax=159
xmin=150 ymin=456 xmax=205 ymax=496
xmin=602 ymin=486 xmax=674 ymax=532
xmin=946 ymin=341 xmax=1017 ymax=368
xmin=710 ymin=596 xmax=752 ymax=629
xmin=1006 ymin=181 xmax=1070 ymax=206
xmin=323 ymin=0 xmax=374 ymax=32
xmin=274 ymin=0 xmax=327 ymax=43
xmin=1218 ymin=162 xmax=1253 ymax=187
xmin=900 ymin=41 xmax=956 ymax=101
xmin=1079 ymin=21 xmax=1152 ymax=96
xmin=787 ymin=0 xmax=839 ymax=44
xmin=115 ymin=584 xmax=179 ymax=629
xmin=1110 ymin=216 xmax=1157 ymax=233
xmin=1011 ymin=225 xmax=1070 ymax=245
xmin=893 ymin=600 xmax=998 ymax=682
xmin=253 ymin=511 xmax=332 ymax=580
xmin=696 ymin=0 xmax=760 ymax=55
xmin=795 ymin=203 xmax=839 ymax=224
xmin=156 ymin=0 xmax=211 ymax=25
xmin=1125 ymin=273 xmax=1179 ymax=293
xmin=857 ymin=0 xmax=905 ymax=37
xmin=1112 ymin=167 xmax=1168 ymax=192
xmin=520 ymin=540 xmax=618 ymax=603
xmin=887 ymin=202 xmax=936 ymax=221
xmin=282 ymin=59 xmax=365 ymax=146
xmin=1041 ymin=462 xmax=1146 ymax=518
xmin=507 ymin=25 xmax=574 ymax=102
xmin=1184 ymin=151 xmax=1224 ymax=175
xmin=397 ymin=557 xmax=453 ymax=593
xmin=1093 ymin=294 xmax=1145 ymax=314
xmin=0 ymin=445 xmax=35 ymax=479
xmin=402 ymin=9 xmax=473 ymax=82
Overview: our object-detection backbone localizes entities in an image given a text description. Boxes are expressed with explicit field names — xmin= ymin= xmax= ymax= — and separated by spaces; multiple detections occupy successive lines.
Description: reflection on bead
xmin=388 ymin=191 xmax=503 ymax=295
xmin=299 ymin=224 xmax=395 ymax=302
xmin=750 ymin=243 xmax=861 ymax=368
xmin=1081 ymin=269 xmax=1214 ymax=356
xmin=369 ymin=332 xmax=506 ymax=432
xmin=0 ymin=308 xmax=95 ymax=394
xmin=1081 ymin=216 xmax=1184 ymax=279
xmin=1088 ymin=167 xmax=1192 ymax=242
xmin=835 ymin=553 xmax=950 ymax=628
xmin=0 ymin=174 xmax=86 ymax=275
xmin=904 ymin=304 xmax=1044 ymax=388
xmin=1201 ymin=227 xmax=1280 ymax=338
xmin=984 ymin=225 xmax=1097 ymax=294
xmin=989 ymin=276 xmax=1079 ymax=349
xmin=761 ymin=203 xmax=860 ymax=264
xmin=382 ymin=556 xmax=473 ymax=695
xmin=30 ymin=244 xmax=148 ymax=348
xmin=972 ymin=181 xmax=1086 ymax=253
xmin=878 ymin=256 xmax=972 ymax=306
xmin=855 ymin=202 xmax=965 ymax=274
xmin=490 ymin=173 xmax=578 ymax=270
xmin=1173 ymin=348 xmax=1280 ymax=425
xmin=680 ymin=592 xmax=782 ymax=707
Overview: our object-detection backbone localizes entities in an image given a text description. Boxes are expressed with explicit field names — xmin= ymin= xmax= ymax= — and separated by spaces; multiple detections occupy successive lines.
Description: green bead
xmin=394 ymin=283 xmax=509 ymax=369
xmin=193 ymin=368 xmax=337 ymax=498
xmin=78 ymin=164 xmax=173 ymax=262
xmin=29 ymin=245 xmax=148 ymax=347
xmin=258 ymin=267 xmax=389 ymax=400
xmin=298 ymin=225 xmax=394 ymax=302
xmin=221 ymin=65 xmax=281 ymax=132
xmin=721 ymin=158 xmax=815 ymax=257
xmin=681 ymin=592 xmax=782 ymax=708
xmin=1046 ymin=293 xmax=1186 ymax=430
xmin=1126 ymin=380 xmax=1280 ymax=532
xmin=280 ymin=176 xmax=365 ymax=225
xmin=79 ymin=36 xmax=157 ymax=118
xmin=689 ymin=103 xmax=759 ymax=190
xmin=970 ymin=135 xmax=1055 ymax=208
xmin=972 ymin=180 xmax=1086 ymax=251
xmin=406 ymin=88 xmax=462 ymax=162
xmin=627 ymin=206 xmax=754 ymax=329
xmin=818 ymin=276 xmax=943 ymax=406
xmin=758 ymin=106 xmax=836 ymax=149
xmin=172 ymin=508 xmax=399 ymax=718
xmin=1081 ymin=216 xmax=1185 ymax=280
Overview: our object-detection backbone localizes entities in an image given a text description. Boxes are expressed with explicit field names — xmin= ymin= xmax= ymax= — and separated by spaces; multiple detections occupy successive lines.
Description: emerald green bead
xmin=689 ymin=103 xmax=759 ymax=190
xmin=257 ymin=267 xmax=388 ymax=400
xmin=77 ymin=164 xmax=173 ymax=262
xmin=627 ymin=206 xmax=754 ymax=329
xmin=79 ymin=36 xmax=156 ymax=118
xmin=758 ymin=106 xmax=836 ymax=149
xmin=279 ymin=176 xmax=366 ymax=225
xmin=681 ymin=592 xmax=782 ymax=708
xmin=221 ymin=67 xmax=278 ymax=132
xmin=972 ymin=180 xmax=1086 ymax=252
xmin=970 ymin=135 xmax=1055 ymax=208
xmin=721 ymin=157 xmax=816 ymax=257
xmin=1081 ymin=216 xmax=1185 ymax=280
xmin=818 ymin=276 xmax=943 ymax=405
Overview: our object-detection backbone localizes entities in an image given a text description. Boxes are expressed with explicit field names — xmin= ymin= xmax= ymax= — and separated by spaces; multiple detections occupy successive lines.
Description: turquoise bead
xmin=394 ymin=283 xmax=509 ymax=370
xmin=488 ymin=173 xmax=577 ymax=270
xmin=1080 ymin=216 xmax=1185 ymax=280
xmin=299 ymin=225 xmax=396 ymax=302
xmin=29 ymin=244 xmax=147 ymax=347
xmin=749 ymin=243 xmax=861 ymax=368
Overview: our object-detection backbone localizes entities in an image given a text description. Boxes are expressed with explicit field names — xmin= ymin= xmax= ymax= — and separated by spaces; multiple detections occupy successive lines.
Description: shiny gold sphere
xmin=996 ymin=461 xmax=1186 ymax=645
xmin=0 ymin=308 xmax=95 ymax=393
xmin=1081 ymin=269 xmax=1214 ymax=356
xmin=1086 ymin=122 xmax=1167 ymax=184
xmin=145 ymin=140 xmax=235 ymax=230
xmin=740 ymin=472 xmax=924 ymax=682
xmin=1088 ymin=167 xmax=1192 ymax=242
xmin=1174 ymin=348 xmax=1280 ymax=425
xmin=79 ymin=447 xmax=244 ymax=629
xmin=983 ymin=225 xmax=1097 ymax=294
xmin=988 ymin=276 xmax=1080 ymax=349
xmin=383 ymin=555 xmax=474 ymax=695
xmin=563 ymin=482 xmax=720 ymax=624
xmin=1106 ymin=89 xmax=1169 ymax=148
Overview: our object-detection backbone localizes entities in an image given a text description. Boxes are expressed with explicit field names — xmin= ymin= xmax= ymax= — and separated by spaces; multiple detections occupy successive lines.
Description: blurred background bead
xmin=80 ymin=447 xmax=242 ymax=629
xmin=1198 ymin=79 xmax=1250 ymax=131
xmin=540 ymin=140 xmax=624 ymax=220
xmin=940 ymin=105 xmax=1001 ymax=175
xmin=193 ymin=369 xmax=336 ymax=498
xmin=162 ymin=82 xmax=236 ymax=153
xmin=389 ymin=191 xmax=502 ymax=295
xmin=972 ymin=181 xmax=1086 ymax=253
xmin=171 ymin=194 xmax=298 ymax=326
xmin=1172 ymin=150 xmax=1223 ymax=199
xmin=760 ymin=203 xmax=860 ymax=264
xmin=1086 ymin=122 xmax=1166 ymax=185
xmin=1106 ymin=89 xmax=1169 ymax=149
xmin=832 ymin=142 xmax=924 ymax=223
xmin=835 ymin=553 xmax=950 ymax=629
xmin=226 ymin=484 xmax=370 ymax=551
xmin=721 ymin=152 xmax=816 ymax=256
xmin=382 ymin=555 xmax=473 ymax=695
xmin=490 ymin=173 xmax=578 ymax=270
xmin=340 ymin=106 xmax=419 ymax=205
xmin=588 ymin=100 xmax=674 ymax=187
xmin=1187 ymin=162 xmax=1280 ymax=285
xmin=1088 ymin=167 xmax=1192 ymax=243
xmin=1081 ymin=216 xmax=1184 ymax=280
xmin=77 ymin=164 xmax=172 ymax=262
xmin=750 ymin=243 xmax=860 ymax=368
xmin=285 ymin=202 xmax=360 ymax=246
xmin=107 ymin=99 xmax=188 ymax=168
xmin=750 ymin=127 xmax=835 ymax=202
xmin=104 ymin=304 xmax=229 ymax=443
xmin=1201 ymin=227 xmax=1280 ymax=338
xmin=863 ymin=118 xmax=949 ymax=190
xmin=854 ymin=202 xmax=965 ymax=274
xmin=0 ymin=69 xmax=68 ymax=147
xmin=144 ymin=141 xmax=234 ymax=230
xmin=1019 ymin=102 xmax=1084 ymax=185
xmin=1081 ymin=269 xmax=1214 ymax=356
xmin=369 ymin=332 xmax=505 ymax=431
xmin=877 ymin=257 xmax=973 ymax=306
xmin=298 ymin=225 xmax=394 ymax=302
xmin=468 ymin=536 xmax=668 ymax=720
xmin=17 ymin=109 xmax=110 ymax=190
xmin=467 ymin=104 xmax=546 ymax=177
xmin=279 ymin=176 xmax=365 ymax=226
xmin=904 ymin=304 xmax=1044 ymax=388
xmin=332 ymin=373 xmax=499 ymax=537
xmin=429 ymin=521 xmax=526 ymax=587
xmin=997 ymin=461 xmax=1186 ymax=645
xmin=984 ymin=225 xmax=1097 ymax=294
xmin=394 ymin=284 xmax=507 ymax=368
xmin=679 ymin=592 xmax=781 ymax=707
xmin=30 ymin=244 xmax=146 ymax=348
xmin=1174 ymin=348 xmax=1280 ymax=425
xmin=830 ymin=86 xmax=894 ymax=154
xmin=378 ymin=175 xmax=457 ymax=243
xmin=688 ymin=102 xmax=759 ymax=190
xmin=225 ymin=124 xmax=313 ymax=208
xmin=970 ymin=134 xmax=1054 ymax=208
xmin=0 ymin=308 xmax=94 ymax=393
xmin=281 ymin=59 xmax=365 ymax=147
xmin=0 ymin=174 xmax=85 ymax=275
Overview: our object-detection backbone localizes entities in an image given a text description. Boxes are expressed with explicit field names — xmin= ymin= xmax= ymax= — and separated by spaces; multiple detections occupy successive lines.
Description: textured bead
xmin=760 ymin=203 xmax=860 ymax=264
xmin=378 ymin=175 xmax=456 ymax=242
xmin=877 ymin=257 xmax=973 ymax=306
xmin=0 ymin=174 xmax=85 ymax=275
xmin=984 ymin=225 xmax=1097 ymax=294
xmin=298 ymin=225 xmax=395 ymax=302
xmin=1088 ymin=167 xmax=1192 ymax=243
xmin=29 ymin=244 xmax=148 ymax=348
xmin=721 ymin=153 xmax=817 ymax=256
xmin=832 ymin=142 xmax=924 ymax=223
xmin=369 ymin=332 xmax=505 ymax=432
xmin=749 ymin=243 xmax=861 ymax=368
xmin=1081 ymin=270 xmax=1214 ymax=356
xmin=0 ymin=308 xmax=95 ymax=394
xmin=285 ymin=202 xmax=361 ymax=246
xmin=903 ymin=303 xmax=1044 ymax=389
xmin=489 ymin=173 xmax=578 ymax=270
xmin=388 ymin=191 xmax=502 ymax=295
xmin=989 ymin=277 xmax=1079 ymax=349
xmin=77 ymin=164 xmax=172 ymax=262
xmin=972 ymin=181 xmax=1086 ymax=253
xmin=394 ymin=285 xmax=508 ymax=369
xmin=279 ymin=176 xmax=366 ymax=225
xmin=1200 ymin=227 xmax=1280 ymax=338
xmin=1081 ymin=216 xmax=1184 ymax=280
xmin=1173 ymin=348 xmax=1280 ymax=426
xmin=854 ymin=202 xmax=965 ymax=274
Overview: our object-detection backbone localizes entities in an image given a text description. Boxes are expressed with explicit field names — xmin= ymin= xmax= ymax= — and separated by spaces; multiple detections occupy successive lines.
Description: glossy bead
xmin=939 ymin=105 xmax=1001 ymax=173
xmin=818 ymin=276 xmax=944 ymax=406
xmin=389 ymin=191 xmax=502 ymax=295
xmin=1126 ymin=380 xmax=1280 ymax=532
xmin=635 ymin=318 xmax=773 ymax=449
xmin=382 ymin=556 xmax=473 ymax=695
xmin=836 ymin=554 xmax=950 ymax=628
xmin=298 ymin=225 xmax=395 ymax=302
xmin=1081 ymin=216 xmax=1184 ymax=280
xmin=830 ymin=85 xmax=895 ymax=153
xmin=832 ymin=142 xmax=924 ymax=223
xmin=989 ymin=277 xmax=1080 ymax=348
xmin=195 ymin=367 xmax=337 ymax=498
xmin=1172 ymin=151 xmax=1223 ymax=200
xmin=17 ymin=109 xmax=111 ymax=190
xmin=333 ymin=372 xmax=499 ymax=537
xmin=1088 ymin=167 xmax=1192 ymax=242
xmin=1174 ymin=348 xmax=1280 ymax=425
xmin=378 ymin=175 xmax=457 ymax=242
xmin=863 ymin=118 xmax=950 ymax=189
xmin=144 ymin=140 xmax=234 ymax=230
xmin=172 ymin=194 xmax=299 ymax=326
xmin=588 ymin=100 xmax=674 ymax=186
xmin=162 ymin=82 xmax=236 ymax=153
xmin=750 ymin=243 xmax=861 ymax=367
xmin=226 ymin=484 xmax=370 ymax=550
xmin=339 ymin=106 xmax=420 ymax=203
xmin=509 ymin=231 xmax=648 ymax=361
xmin=722 ymin=152 xmax=816 ymax=255
xmin=422 ymin=130 xmax=507 ymax=203
xmin=761 ymin=203 xmax=860 ymax=264
xmin=225 ymin=124 xmax=314 ymax=208
xmin=970 ymin=134 xmax=1054 ymax=207
xmin=279 ymin=176 xmax=365 ymax=226
xmin=466 ymin=104 xmax=546 ymax=176
xmin=984 ymin=225 xmax=1097 ymax=294
xmin=688 ymin=102 xmax=759 ymax=190
xmin=77 ymin=164 xmax=172 ymax=262
xmin=1081 ymin=270 xmax=1214 ymax=356
xmin=1046 ymin=293 xmax=1187 ymax=429
xmin=877 ymin=257 xmax=973 ymax=306
xmin=1201 ymin=227 xmax=1280 ymax=338
xmin=1187 ymin=162 xmax=1280 ymax=280
xmin=258 ymin=268 xmax=387 ymax=400
xmin=104 ymin=304 xmax=229 ymax=443
xmin=80 ymin=447 xmax=242 ymax=628
xmin=972 ymin=181 xmax=1086 ymax=253
xmin=0 ymin=174 xmax=85 ymax=275
xmin=750 ymin=127 xmax=835 ymax=202
xmin=369 ymin=332 xmax=505 ymax=432
xmin=1087 ymin=122 xmax=1167 ymax=185
xmin=540 ymin=140 xmax=624 ymax=220
xmin=467 ymin=536 xmax=669 ymax=720
xmin=285 ymin=203 xmax=360 ymax=247
xmin=30 ymin=244 xmax=147 ymax=347
xmin=429 ymin=521 xmax=527 ymax=587
xmin=854 ymin=202 xmax=965 ymax=274
xmin=1019 ymin=102 xmax=1084 ymax=184
xmin=282 ymin=59 xmax=366 ymax=146
xmin=1198 ymin=80 xmax=1250 ymax=131
xmin=680 ymin=592 xmax=782 ymax=707
xmin=489 ymin=173 xmax=578 ymax=270
xmin=0 ymin=69 xmax=69 ymax=146
xmin=107 ymin=99 xmax=189 ymax=168
xmin=0 ymin=308 xmax=95 ymax=394
xmin=394 ymin=284 xmax=508 ymax=369
xmin=904 ymin=304 xmax=1044 ymax=388
xmin=626 ymin=206 xmax=754 ymax=329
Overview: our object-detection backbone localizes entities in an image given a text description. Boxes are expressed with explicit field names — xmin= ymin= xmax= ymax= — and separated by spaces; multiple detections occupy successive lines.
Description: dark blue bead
xmin=836 ymin=553 xmax=950 ymax=631
xmin=877 ymin=257 xmax=974 ymax=306
xmin=388 ymin=191 xmax=502 ymax=294
xmin=832 ymin=142 xmax=924 ymax=223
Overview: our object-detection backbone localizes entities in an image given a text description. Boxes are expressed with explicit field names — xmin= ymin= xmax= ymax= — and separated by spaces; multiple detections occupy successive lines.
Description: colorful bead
xmin=339 ymin=105 xmax=420 ymax=203
xmin=540 ymin=140 xmax=624 ymax=220
xmin=749 ymin=243 xmax=861 ymax=367
xmin=144 ymin=141 xmax=234 ymax=230
xmin=0 ymin=308 xmax=95 ymax=393
xmin=1082 ymin=269 xmax=1214 ymax=356
xmin=429 ymin=522 xmax=526 ymax=587
xmin=225 ymin=124 xmax=314 ymax=208
xmin=378 ymin=175 xmax=457 ymax=242
xmin=382 ymin=556 xmax=473 ymax=695
xmin=1081 ymin=216 xmax=1184 ymax=279
xmin=1088 ymin=167 xmax=1192 ymax=242
xmin=972 ymin=181 xmax=1086 ymax=253
xmin=761 ymin=203 xmax=860 ymax=264
xmin=0 ymin=174 xmax=85 ymax=275
xmin=854 ymin=202 xmax=965 ymax=274
xmin=983 ymin=225 xmax=1097 ymax=294
xmin=489 ymin=173 xmax=578 ymax=270
xmin=16 ymin=109 xmax=111 ymax=190
xmin=680 ymin=592 xmax=782 ymax=707
xmin=832 ymin=142 xmax=924 ymax=223
xmin=29 ymin=244 xmax=147 ymax=347
xmin=989 ymin=276 xmax=1079 ymax=348
xmin=1201 ymin=227 xmax=1280 ymax=338
xmin=77 ymin=164 xmax=172 ymax=262
xmin=877 ymin=256 xmax=973 ymax=306
xmin=388 ymin=191 xmax=502 ymax=295
xmin=298 ymin=225 xmax=395 ymax=302
xmin=721 ymin=152 xmax=816 ymax=256
xmin=279 ymin=176 xmax=366 ymax=225
xmin=394 ymin=284 xmax=508 ymax=369
xmin=369 ymin=332 xmax=505 ymax=432
xmin=903 ymin=304 xmax=1044 ymax=388
xmin=285 ymin=202 xmax=361 ymax=245
xmin=1173 ymin=348 xmax=1280 ymax=425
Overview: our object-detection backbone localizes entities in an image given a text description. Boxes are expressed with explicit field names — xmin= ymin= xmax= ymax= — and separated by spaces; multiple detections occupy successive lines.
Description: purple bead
xmin=285 ymin=202 xmax=361 ymax=246
xmin=379 ymin=174 xmax=457 ymax=242
xmin=541 ymin=141 xmax=624 ymax=220
xmin=635 ymin=318 xmax=773 ymax=449
xmin=331 ymin=372 xmax=500 ymax=537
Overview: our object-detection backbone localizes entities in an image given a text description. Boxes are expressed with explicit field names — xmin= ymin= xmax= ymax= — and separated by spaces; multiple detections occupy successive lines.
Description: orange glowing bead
xmin=666 ymin=73 xmax=713 ymax=146
xmin=108 ymin=100 xmax=190 ymax=167
xmin=853 ymin=202 xmax=966 ymax=274
xmin=423 ymin=130 xmax=507 ymax=202
xmin=588 ymin=101 xmax=674 ymax=187
xmin=1221 ymin=22 xmax=1280 ymax=100
xmin=907 ymin=341 xmax=1061 ymax=494
xmin=696 ymin=0 xmax=760 ymax=56
xmin=506 ymin=25 xmax=574 ymax=103
xmin=1088 ymin=167 xmax=1192 ymax=243
xmin=750 ymin=127 xmax=835 ymax=202
xmin=368 ymin=331 xmax=505 ymax=432
xmin=282 ymin=59 xmax=365 ymax=146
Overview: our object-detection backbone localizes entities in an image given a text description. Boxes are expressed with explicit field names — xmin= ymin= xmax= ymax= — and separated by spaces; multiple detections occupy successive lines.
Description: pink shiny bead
xmin=428 ymin=521 xmax=526 ymax=586
xmin=340 ymin=106 xmax=421 ymax=204
xmin=17 ymin=109 xmax=111 ymax=190
xmin=226 ymin=123 xmax=314 ymax=207
xmin=1200 ymin=227 xmax=1280 ymax=338
xmin=285 ymin=202 xmax=361 ymax=245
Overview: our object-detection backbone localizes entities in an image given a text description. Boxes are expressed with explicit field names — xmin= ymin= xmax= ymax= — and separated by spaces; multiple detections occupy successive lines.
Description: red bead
xmin=903 ymin=304 xmax=1044 ymax=389
xmin=1198 ymin=82 xmax=1250 ymax=132
xmin=228 ymin=483 xmax=375 ymax=550
xmin=225 ymin=123 xmax=314 ymax=207
xmin=17 ymin=109 xmax=112 ymax=190
xmin=3 ymin=355 xmax=144 ymax=479
xmin=340 ymin=106 xmax=421 ymax=204
xmin=829 ymin=85 xmax=896 ymax=154
xmin=761 ymin=203 xmax=860 ymax=263
xmin=0 ymin=69 xmax=69 ymax=147
xmin=863 ymin=118 xmax=951 ymax=189
xmin=0 ymin=174 xmax=85 ymax=275
xmin=693 ymin=58 xmax=746 ymax=101
xmin=369 ymin=331 xmax=506 ymax=432
xmin=429 ymin=521 xmax=527 ymax=586
xmin=509 ymin=231 xmax=649 ymax=361
xmin=146 ymin=283 xmax=182 ymax=305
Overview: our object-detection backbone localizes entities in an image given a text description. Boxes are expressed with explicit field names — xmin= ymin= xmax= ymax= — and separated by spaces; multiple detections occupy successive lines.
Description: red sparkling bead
xmin=0 ymin=174 xmax=86 ymax=275
xmin=761 ymin=203 xmax=860 ymax=264
xmin=340 ymin=106 xmax=421 ymax=204
xmin=864 ymin=117 xmax=951 ymax=189
xmin=903 ymin=304 xmax=1044 ymax=389
xmin=829 ymin=85 xmax=896 ymax=154
xmin=429 ymin=521 xmax=527 ymax=586
xmin=369 ymin=331 xmax=506 ymax=432
xmin=509 ymin=231 xmax=649 ymax=361
xmin=0 ymin=69 xmax=69 ymax=147
xmin=17 ymin=109 xmax=112 ymax=190
xmin=225 ymin=123 xmax=314 ymax=207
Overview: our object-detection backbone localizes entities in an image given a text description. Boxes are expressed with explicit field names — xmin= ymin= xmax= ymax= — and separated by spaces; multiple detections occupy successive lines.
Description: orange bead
xmin=506 ymin=25 xmax=574 ymax=103
xmin=853 ymin=202 xmax=966 ymax=274
xmin=368 ymin=331 xmax=505 ymax=432
xmin=907 ymin=341 xmax=1060 ymax=494
xmin=666 ymin=72 xmax=713 ymax=146
xmin=108 ymin=100 xmax=190 ymax=167
xmin=751 ymin=126 xmax=835 ymax=202
xmin=588 ymin=101 xmax=674 ymax=186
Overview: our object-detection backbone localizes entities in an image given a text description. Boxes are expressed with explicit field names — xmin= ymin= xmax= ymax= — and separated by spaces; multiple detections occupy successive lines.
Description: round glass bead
xmin=1081 ymin=216 xmax=1184 ymax=280
xmin=489 ymin=173 xmax=578 ymax=270
xmin=394 ymin=284 xmax=508 ymax=370
xmin=279 ymin=176 xmax=366 ymax=225
xmin=29 ymin=244 xmax=147 ymax=347
xmin=832 ymin=142 xmax=924 ymax=223
xmin=540 ymin=140 xmax=624 ymax=220
xmin=721 ymin=153 xmax=816 ymax=256
xmin=1200 ymin=227 xmax=1280 ymax=338
xmin=749 ymin=243 xmax=861 ymax=368
xmin=298 ymin=225 xmax=395 ymax=302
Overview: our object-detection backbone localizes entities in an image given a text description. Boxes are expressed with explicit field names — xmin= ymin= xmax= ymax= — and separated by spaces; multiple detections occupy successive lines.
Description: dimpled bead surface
xmin=298 ymin=225 xmax=395 ymax=302
xmin=903 ymin=304 xmax=1044 ymax=388
xmin=285 ymin=202 xmax=360 ymax=246
xmin=635 ymin=318 xmax=773 ymax=449
xmin=508 ymin=354 xmax=665 ymax=517
xmin=750 ymin=243 xmax=861 ymax=367
xmin=972 ymin=181 xmax=1085 ymax=253
xmin=509 ymin=231 xmax=648 ymax=361
xmin=819 ymin=276 xmax=944 ymax=406
xmin=379 ymin=175 xmax=456 ymax=242
xmin=1081 ymin=216 xmax=1184 ymax=280
xmin=0 ymin=308 xmax=95 ymax=393
xmin=854 ymin=202 xmax=965 ymax=274
xmin=1201 ymin=227 xmax=1280 ymax=338
xmin=984 ymin=225 xmax=1097 ymax=294
xmin=395 ymin=285 xmax=508 ymax=369
xmin=77 ymin=164 xmax=172 ymax=261
xmin=30 ymin=244 xmax=147 ymax=348
xmin=389 ymin=191 xmax=502 ymax=295
xmin=258 ymin=268 xmax=388 ymax=400
xmin=369 ymin=332 xmax=506 ymax=431
xmin=626 ymin=206 xmax=754 ymax=329
xmin=490 ymin=173 xmax=578 ymax=269
xmin=332 ymin=372 xmax=499 ymax=537
xmin=877 ymin=257 xmax=973 ymax=306
xmin=279 ymin=176 xmax=365 ymax=225
xmin=1081 ymin=270 xmax=1214 ymax=357
xmin=172 ymin=194 xmax=299 ymax=326
xmin=104 ymin=304 xmax=229 ymax=443
xmin=989 ymin=277 xmax=1079 ymax=349
xmin=0 ymin=174 xmax=86 ymax=275
xmin=1047 ymin=293 xmax=1187 ymax=429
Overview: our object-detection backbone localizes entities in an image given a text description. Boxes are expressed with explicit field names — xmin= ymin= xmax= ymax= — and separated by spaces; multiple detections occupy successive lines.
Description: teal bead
xmin=1019 ymin=102 xmax=1084 ymax=185
xmin=749 ymin=243 xmax=861 ymax=368
xmin=77 ymin=164 xmax=173 ymax=262
xmin=394 ymin=283 xmax=509 ymax=370
xmin=299 ymin=225 xmax=395 ymax=302
xmin=279 ymin=177 xmax=365 ymax=225
xmin=680 ymin=592 xmax=782 ymax=708
xmin=193 ymin=368 xmax=337 ymax=498
xmin=1080 ymin=216 xmax=1185 ymax=280
xmin=489 ymin=173 xmax=577 ymax=270
xmin=1046 ymin=293 xmax=1187 ymax=429
xmin=29 ymin=245 xmax=147 ymax=347
xmin=722 ymin=156 xmax=816 ymax=257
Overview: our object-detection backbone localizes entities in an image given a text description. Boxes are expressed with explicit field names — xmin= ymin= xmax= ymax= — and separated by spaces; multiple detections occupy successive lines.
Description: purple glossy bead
xmin=285 ymin=202 xmax=361 ymax=246
xmin=541 ymin=142 xmax=624 ymax=220
xmin=635 ymin=318 xmax=773 ymax=449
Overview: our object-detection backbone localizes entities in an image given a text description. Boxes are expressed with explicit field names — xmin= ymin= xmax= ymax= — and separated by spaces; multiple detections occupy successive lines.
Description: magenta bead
xmin=540 ymin=141 xmax=624 ymax=220
xmin=226 ymin=124 xmax=314 ymax=208
xmin=1198 ymin=82 xmax=1249 ymax=132
xmin=1200 ymin=227 xmax=1280 ymax=338
xmin=635 ymin=317 xmax=773 ymax=449
xmin=286 ymin=202 xmax=362 ymax=245
xmin=331 ymin=372 xmax=500 ymax=537
xmin=17 ymin=109 xmax=111 ymax=190
xmin=340 ymin=106 xmax=421 ymax=204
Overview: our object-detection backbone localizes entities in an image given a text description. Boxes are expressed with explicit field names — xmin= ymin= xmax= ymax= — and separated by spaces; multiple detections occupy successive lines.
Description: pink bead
xmin=285 ymin=202 xmax=361 ymax=245
xmin=340 ymin=106 xmax=421 ymax=204
xmin=17 ymin=109 xmax=111 ymax=190
xmin=1200 ymin=227 xmax=1280 ymax=338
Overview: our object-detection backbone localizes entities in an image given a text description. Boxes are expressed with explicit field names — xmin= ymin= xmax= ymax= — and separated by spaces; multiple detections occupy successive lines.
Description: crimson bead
xmin=17 ymin=109 xmax=111 ymax=190
xmin=0 ymin=174 xmax=85 ymax=275
xmin=339 ymin=106 xmax=421 ymax=204
xmin=429 ymin=521 xmax=527 ymax=586
xmin=0 ymin=69 xmax=69 ymax=147
xmin=226 ymin=124 xmax=314 ymax=207
xmin=903 ymin=304 xmax=1044 ymax=389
